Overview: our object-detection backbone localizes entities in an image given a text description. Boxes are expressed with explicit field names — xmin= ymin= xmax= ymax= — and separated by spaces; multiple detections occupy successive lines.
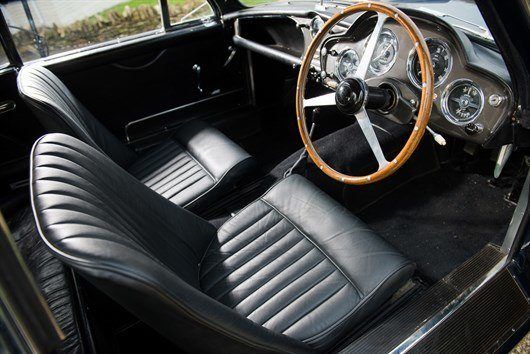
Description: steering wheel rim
xmin=296 ymin=1 xmax=434 ymax=185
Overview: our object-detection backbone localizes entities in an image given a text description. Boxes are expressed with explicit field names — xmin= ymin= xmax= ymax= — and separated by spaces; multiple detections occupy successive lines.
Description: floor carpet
xmin=359 ymin=168 xmax=515 ymax=282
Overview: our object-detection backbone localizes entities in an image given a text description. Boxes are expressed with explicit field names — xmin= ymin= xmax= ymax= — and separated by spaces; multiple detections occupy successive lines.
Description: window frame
xmin=0 ymin=9 xmax=21 ymax=67
xmin=0 ymin=0 xmax=220 ymax=66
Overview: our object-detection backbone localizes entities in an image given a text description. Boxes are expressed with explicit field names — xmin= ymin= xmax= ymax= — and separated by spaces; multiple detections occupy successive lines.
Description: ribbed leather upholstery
xmin=18 ymin=65 xmax=255 ymax=211
xmin=201 ymin=176 xmax=415 ymax=349
xmin=201 ymin=204 xmax=361 ymax=345
xmin=17 ymin=64 xmax=137 ymax=167
xmin=129 ymin=139 xmax=215 ymax=206
xmin=128 ymin=120 xmax=255 ymax=209
xmin=31 ymin=134 xmax=414 ymax=352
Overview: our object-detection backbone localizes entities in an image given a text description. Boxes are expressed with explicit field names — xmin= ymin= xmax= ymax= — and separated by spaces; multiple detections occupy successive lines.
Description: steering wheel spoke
xmin=354 ymin=12 xmax=388 ymax=80
xmin=303 ymin=92 xmax=336 ymax=108
xmin=355 ymin=108 xmax=389 ymax=171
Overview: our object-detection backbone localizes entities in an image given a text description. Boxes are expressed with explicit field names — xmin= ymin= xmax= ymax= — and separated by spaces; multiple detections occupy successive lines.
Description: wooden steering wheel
xmin=296 ymin=2 xmax=434 ymax=185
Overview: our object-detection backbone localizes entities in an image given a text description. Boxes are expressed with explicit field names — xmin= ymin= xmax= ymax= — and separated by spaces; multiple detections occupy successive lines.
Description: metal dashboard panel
xmin=317 ymin=16 xmax=514 ymax=145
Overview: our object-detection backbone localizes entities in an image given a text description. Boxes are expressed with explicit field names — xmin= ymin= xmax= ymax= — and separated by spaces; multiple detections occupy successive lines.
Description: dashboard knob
xmin=488 ymin=94 xmax=505 ymax=107
xmin=464 ymin=123 xmax=484 ymax=135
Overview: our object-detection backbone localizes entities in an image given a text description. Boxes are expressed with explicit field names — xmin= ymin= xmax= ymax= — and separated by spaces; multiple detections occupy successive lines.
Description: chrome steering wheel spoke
xmin=303 ymin=92 xmax=336 ymax=107
xmin=354 ymin=12 xmax=388 ymax=80
xmin=355 ymin=108 xmax=389 ymax=171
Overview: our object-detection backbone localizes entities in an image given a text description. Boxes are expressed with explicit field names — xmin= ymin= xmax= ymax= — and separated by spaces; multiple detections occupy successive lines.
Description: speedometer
xmin=408 ymin=38 xmax=452 ymax=88
xmin=336 ymin=49 xmax=360 ymax=80
xmin=369 ymin=29 xmax=398 ymax=76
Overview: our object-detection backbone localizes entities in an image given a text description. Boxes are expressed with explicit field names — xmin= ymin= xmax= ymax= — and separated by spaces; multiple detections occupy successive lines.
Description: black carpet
xmin=359 ymin=168 xmax=515 ymax=282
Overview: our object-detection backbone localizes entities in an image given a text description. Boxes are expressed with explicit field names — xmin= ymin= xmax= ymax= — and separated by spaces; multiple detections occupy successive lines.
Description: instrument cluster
xmin=313 ymin=16 xmax=512 ymax=144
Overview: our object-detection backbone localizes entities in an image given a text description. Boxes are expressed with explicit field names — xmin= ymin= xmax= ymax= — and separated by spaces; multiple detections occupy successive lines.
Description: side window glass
xmin=167 ymin=0 xmax=214 ymax=25
xmin=0 ymin=43 xmax=9 ymax=68
xmin=0 ymin=1 xmax=163 ymax=62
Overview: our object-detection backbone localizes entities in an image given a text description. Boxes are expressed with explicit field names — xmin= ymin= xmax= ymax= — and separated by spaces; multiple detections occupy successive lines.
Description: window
xmin=168 ymin=0 xmax=214 ymax=25
xmin=0 ymin=43 xmax=9 ymax=68
xmin=238 ymin=0 xmax=276 ymax=6
xmin=0 ymin=0 xmax=215 ymax=62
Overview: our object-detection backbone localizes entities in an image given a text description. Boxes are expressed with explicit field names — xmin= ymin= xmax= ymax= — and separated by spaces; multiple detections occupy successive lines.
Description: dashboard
xmin=229 ymin=4 xmax=515 ymax=147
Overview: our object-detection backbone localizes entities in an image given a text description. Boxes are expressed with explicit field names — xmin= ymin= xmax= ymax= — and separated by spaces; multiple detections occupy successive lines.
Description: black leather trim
xmin=30 ymin=134 xmax=310 ymax=353
xmin=201 ymin=175 xmax=415 ymax=350
xmin=127 ymin=120 xmax=256 ymax=211
xmin=184 ymin=156 xmax=256 ymax=211
xmin=30 ymin=134 xmax=413 ymax=352
xmin=18 ymin=65 xmax=137 ymax=168
xmin=18 ymin=65 xmax=256 ymax=211
xmin=259 ymin=197 xmax=364 ymax=294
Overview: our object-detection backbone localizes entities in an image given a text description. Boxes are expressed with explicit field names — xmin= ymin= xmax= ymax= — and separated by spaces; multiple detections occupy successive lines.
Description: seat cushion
xmin=128 ymin=121 xmax=255 ymax=210
xmin=18 ymin=65 xmax=256 ymax=212
xmin=31 ymin=133 xmax=312 ymax=353
xmin=200 ymin=174 xmax=414 ymax=350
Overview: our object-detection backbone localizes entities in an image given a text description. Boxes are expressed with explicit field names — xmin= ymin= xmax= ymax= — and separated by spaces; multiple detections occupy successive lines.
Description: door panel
xmin=0 ymin=67 xmax=44 ymax=198
xmin=1 ymin=19 xmax=249 ymax=198
xmin=48 ymin=21 xmax=249 ymax=145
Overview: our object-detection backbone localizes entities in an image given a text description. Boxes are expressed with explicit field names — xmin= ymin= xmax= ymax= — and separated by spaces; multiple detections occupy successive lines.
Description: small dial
xmin=336 ymin=49 xmax=360 ymax=80
xmin=408 ymin=38 xmax=452 ymax=88
xmin=442 ymin=79 xmax=484 ymax=125
xmin=310 ymin=16 xmax=325 ymax=37
xmin=369 ymin=29 xmax=398 ymax=76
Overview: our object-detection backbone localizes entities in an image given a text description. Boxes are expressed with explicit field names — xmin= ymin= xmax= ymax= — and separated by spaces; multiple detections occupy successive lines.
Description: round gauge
xmin=408 ymin=38 xmax=452 ymax=88
xmin=336 ymin=49 xmax=360 ymax=80
xmin=310 ymin=16 xmax=325 ymax=37
xmin=369 ymin=29 xmax=398 ymax=76
xmin=442 ymin=79 xmax=484 ymax=125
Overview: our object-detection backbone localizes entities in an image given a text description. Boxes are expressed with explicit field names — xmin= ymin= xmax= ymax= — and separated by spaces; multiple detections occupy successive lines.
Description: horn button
xmin=335 ymin=77 xmax=367 ymax=115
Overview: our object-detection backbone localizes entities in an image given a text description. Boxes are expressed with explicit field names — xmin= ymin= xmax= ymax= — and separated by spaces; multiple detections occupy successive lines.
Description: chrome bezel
xmin=335 ymin=48 xmax=360 ymax=81
xmin=369 ymin=28 xmax=398 ymax=76
xmin=407 ymin=38 xmax=453 ymax=89
xmin=310 ymin=16 xmax=325 ymax=37
xmin=441 ymin=79 xmax=484 ymax=126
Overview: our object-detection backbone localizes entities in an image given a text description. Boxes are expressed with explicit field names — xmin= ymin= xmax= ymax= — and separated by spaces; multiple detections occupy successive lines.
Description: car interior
xmin=0 ymin=0 xmax=528 ymax=352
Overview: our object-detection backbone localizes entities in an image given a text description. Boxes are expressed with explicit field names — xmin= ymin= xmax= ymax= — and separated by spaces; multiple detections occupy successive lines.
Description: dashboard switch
xmin=464 ymin=123 xmax=484 ymax=135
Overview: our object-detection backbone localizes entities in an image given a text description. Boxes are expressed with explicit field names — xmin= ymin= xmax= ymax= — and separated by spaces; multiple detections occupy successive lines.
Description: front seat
xmin=18 ymin=65 xmax=255 ymax=212
xmin=30 ymin=133 xmax=415 ymax=352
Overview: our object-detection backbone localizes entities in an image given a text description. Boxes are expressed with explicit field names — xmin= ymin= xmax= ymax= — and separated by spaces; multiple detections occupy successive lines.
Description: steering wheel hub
xmin=336 ymin=78 xmax=367 ymax=115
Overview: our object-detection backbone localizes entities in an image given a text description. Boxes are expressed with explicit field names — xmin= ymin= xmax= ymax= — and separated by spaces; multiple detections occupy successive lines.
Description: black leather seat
xmin=31 ymin=133 xmax=414 ymax=352
xmin=18 ymin=65 xmax=255 ymax=211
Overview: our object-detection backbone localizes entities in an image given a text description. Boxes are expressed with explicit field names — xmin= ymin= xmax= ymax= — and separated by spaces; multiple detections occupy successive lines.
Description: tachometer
xmin=369 ymin=29 xmax=398 ymax=76
xmin=442 ymin=79 xmax=484 ymax=125
xmin=336 ymin=49 xmax=360 ymax=80
xmin=408 ymin=38 xmax=452 ymax=88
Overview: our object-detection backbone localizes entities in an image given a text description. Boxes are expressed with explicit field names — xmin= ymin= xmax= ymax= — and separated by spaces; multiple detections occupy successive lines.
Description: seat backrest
xmin=30 ymin=133 xmax=310 ymax=353
xmin=18 ymin=65 xmax=137 ymax=168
